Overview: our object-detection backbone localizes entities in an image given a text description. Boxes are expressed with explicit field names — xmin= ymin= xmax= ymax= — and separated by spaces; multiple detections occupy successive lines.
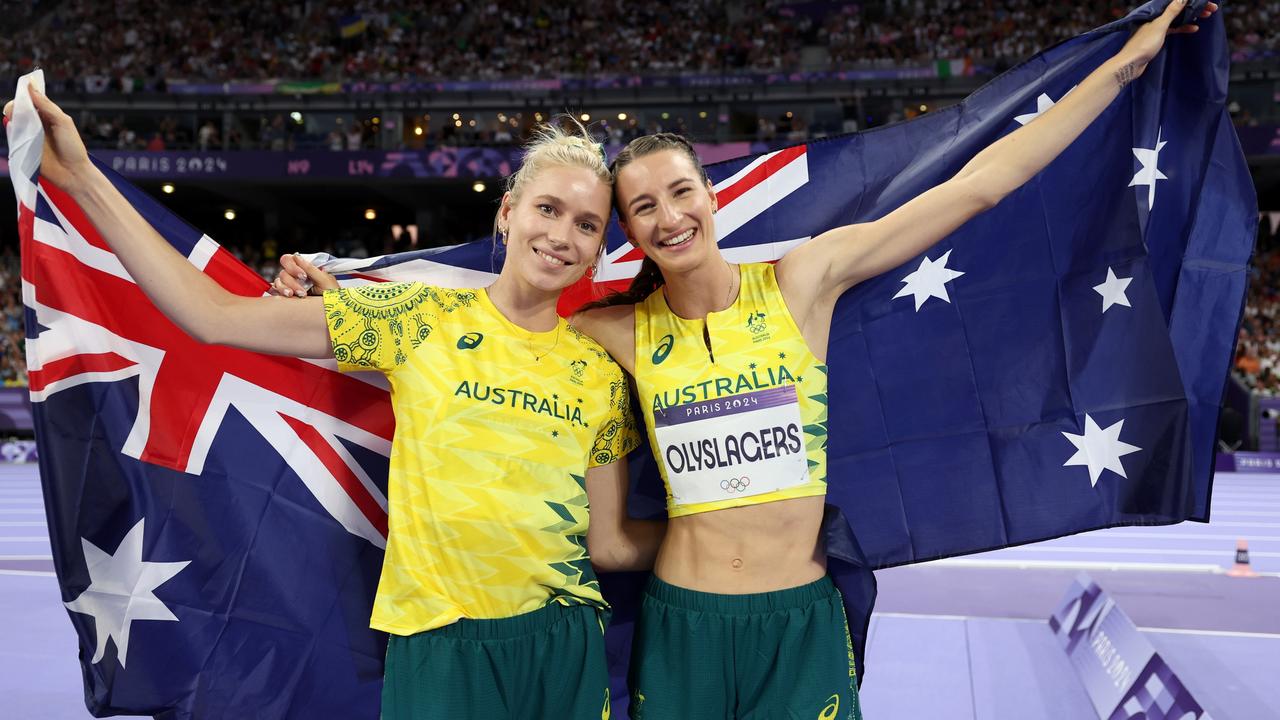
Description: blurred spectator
xmin=2 ymin=0 xmax=1273 ymax=96
xmin=1235 ymin=225 xmax=1280 ymax=397
xmin=0 ymin=246 xmax=27 ymax=386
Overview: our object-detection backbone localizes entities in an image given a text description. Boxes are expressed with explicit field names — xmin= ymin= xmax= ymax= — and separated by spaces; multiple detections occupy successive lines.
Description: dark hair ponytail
xmin=582 ymin=133 xmax=710 ymax=311
xmin=583 ymin=256 xmax=664 ymax=311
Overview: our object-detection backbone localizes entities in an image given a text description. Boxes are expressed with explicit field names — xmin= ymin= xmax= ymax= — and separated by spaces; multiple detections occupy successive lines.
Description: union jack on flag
xmin=7 ymin=1 xmax=1253 ymax=718
xmin=11 ymin=71 xmax=390 ymax=718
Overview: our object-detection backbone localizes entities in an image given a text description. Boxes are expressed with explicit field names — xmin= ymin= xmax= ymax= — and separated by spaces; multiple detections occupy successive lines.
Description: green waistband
xmin=645 ymin=575 xmax=838 ymax=615
xmin=413 ymin=600 xmax=600 ymax=641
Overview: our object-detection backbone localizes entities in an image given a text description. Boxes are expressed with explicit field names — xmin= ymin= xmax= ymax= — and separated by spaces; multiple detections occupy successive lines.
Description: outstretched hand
xmin=1116 ymin=0 xmax=1219 ymax=86
xmin=3 ymin=85 xmax=95 ymax=193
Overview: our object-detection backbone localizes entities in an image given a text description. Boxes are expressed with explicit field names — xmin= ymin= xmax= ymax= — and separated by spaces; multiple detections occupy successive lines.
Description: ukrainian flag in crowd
xmin=339 ymin=13 xmax=367 ymax=39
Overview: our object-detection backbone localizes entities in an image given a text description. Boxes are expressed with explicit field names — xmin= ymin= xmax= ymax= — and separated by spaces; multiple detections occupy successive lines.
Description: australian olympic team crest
xmin=569 ymin=358 xmax=587 ymax=386
xmin=746 ymin=311 xmax=770 ymax=342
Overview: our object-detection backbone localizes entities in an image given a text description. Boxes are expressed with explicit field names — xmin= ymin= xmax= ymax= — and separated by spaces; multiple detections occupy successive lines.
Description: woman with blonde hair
xmin=7 ymin=90 xmax=662 ymax=719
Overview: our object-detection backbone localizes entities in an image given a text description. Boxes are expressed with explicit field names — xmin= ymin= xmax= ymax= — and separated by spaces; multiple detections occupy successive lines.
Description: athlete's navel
xmin=730 ymin=557 xmax=744 ymax=570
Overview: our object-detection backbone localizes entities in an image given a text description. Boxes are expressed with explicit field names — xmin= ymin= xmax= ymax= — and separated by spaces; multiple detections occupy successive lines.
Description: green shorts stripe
xmin=629 ymin=576 xmax=862 ymax=720
xmin=383 ymin=603 xmax=610 ymax=720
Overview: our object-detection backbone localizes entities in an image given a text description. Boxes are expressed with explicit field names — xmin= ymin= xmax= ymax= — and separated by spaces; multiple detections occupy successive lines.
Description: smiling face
xmin=614 ymin=149 xmax=719 ymax=276
xmin=497 ymin=164 xmax=611 ymax=293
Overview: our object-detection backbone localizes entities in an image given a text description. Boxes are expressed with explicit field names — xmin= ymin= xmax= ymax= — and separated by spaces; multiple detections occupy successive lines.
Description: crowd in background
xmin=1 ymin=0 xmax=1276 ymax=94
xmin=1236 ymin=227 xmax=1280 ymax=398
xmin=0 ymin=248 xmax=26 ymax=387
xmin=0 ymin=0 xmax=1278 ymax=397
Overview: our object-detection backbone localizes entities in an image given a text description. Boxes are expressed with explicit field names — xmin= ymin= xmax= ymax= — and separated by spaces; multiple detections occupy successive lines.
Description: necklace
xmin=527 ymin=322 xmax=561 ymax=362
xmin=720 ymin=262 xmax=738 ymax=310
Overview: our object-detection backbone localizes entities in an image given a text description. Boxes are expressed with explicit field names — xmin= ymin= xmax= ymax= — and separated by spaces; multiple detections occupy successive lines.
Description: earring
xmin=499 ymin=229 xmax=508 ymax=245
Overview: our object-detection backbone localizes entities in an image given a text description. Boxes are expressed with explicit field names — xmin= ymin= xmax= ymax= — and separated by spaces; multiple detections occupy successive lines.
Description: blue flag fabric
xmin=9 ymin=0 xmax=1253 ymax=717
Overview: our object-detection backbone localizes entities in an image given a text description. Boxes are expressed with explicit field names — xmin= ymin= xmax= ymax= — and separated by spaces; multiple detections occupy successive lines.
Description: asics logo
xmin=818 ymin=694 xmax=840 ymax=720
xmin=456 ymin=332 xmax=484 ymax=350
xmin=652 ymin=334 xmax=674 ymax=365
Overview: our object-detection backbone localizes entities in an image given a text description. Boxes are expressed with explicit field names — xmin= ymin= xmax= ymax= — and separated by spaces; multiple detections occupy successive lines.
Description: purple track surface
xmin=2 ymin=464 xmax=1277 ymax=719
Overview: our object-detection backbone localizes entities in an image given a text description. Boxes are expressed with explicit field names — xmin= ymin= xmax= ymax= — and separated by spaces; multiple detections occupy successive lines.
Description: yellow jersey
xmin=324 ymin=282 xmax=639 ymax=635
xmin=634 ymin=263 xmax=828 ymax=518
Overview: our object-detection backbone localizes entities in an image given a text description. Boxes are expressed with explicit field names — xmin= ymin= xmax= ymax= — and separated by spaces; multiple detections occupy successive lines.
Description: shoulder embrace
xmin=571 ymin=304 xmax=634 ymax=345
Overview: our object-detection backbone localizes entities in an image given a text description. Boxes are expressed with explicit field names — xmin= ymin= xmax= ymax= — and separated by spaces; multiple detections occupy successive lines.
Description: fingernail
xmin=283 ymin=288 xmax=293 ymax=297
xmin=296 ymin=274 xmax=306 ymax=282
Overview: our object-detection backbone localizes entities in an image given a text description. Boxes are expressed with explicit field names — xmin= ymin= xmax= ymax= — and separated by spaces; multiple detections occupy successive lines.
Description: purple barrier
xmin=0 ymin=387 xmax=32 ymax=434
xmin=0 ymin=143 xmax=778 ymax=181
xmin=88 ymin=148 xmax=520 ymax=181
xmin=1049 ymin=575 xmax=1210 ymax=720
xmin=1222 ymin=451 xmax=1280 ymax=473
xmin=1260 ymin=398 xmax=1280 ymax=453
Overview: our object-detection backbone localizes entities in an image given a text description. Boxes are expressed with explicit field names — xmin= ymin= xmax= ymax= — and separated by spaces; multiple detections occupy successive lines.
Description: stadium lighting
xmin=468 ymin=119 xmax=476 ymax=127
xmin=698 ymin=111 xmax=708 ymax=119
xmin=661 ymin=112 xmax=670 ymax=120
xmin=224 ymin=209 xmax=236 ymax=221
xmin=372 ymin=117 xmax=380 ymax=124
xmin=414 ymin=126 xmax=423 ymax=136
xmin=289 ymin=111 xmax=303 ymax=124
xmin=786 ymin=111 xmax=794 ymax=118
xmin=580 ymin=113 xmax=591 ymax=122
xmin=919 ymin=104 xmax=928 ymax=112
xmin=617 ymin=112 xmax=627 ymax=121
xmin=455 ymin=120 xmax=463 ymax=128
xmin=161 ymin=184 xmax=175 ymax=194
xmin=452 ymin=113 xmax=460 ymax=120
xmin=472 ymin=181 xmax=486 ymax=193
xmin=534 ymin=112 xmax=544 ymax=122
xmin=364 ymin=208 xmax=377 ymax=221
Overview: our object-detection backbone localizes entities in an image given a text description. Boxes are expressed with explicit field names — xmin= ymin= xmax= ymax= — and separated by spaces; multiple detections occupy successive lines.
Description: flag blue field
xmin=7 ymin=1 xmax=1251 ymax=717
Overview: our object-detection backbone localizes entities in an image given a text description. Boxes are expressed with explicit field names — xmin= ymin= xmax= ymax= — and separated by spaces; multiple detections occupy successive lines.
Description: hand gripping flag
xmin=11 ymin=72 xmax=390 ymax=718
xmin=9 ymin=0 xmax=1254 ymax=717
xmin=298 ymin=0 xmax=1250 ymax=692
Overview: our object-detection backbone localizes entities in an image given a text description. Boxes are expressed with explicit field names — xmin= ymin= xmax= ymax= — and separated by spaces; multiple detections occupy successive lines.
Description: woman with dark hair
xmin=571 ymin=3 xmax=1212 ymax=717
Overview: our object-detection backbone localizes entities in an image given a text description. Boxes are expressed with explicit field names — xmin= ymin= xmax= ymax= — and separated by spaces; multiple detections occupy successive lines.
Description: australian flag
xmin=7 ymin=0 xmax=1252 ymax=717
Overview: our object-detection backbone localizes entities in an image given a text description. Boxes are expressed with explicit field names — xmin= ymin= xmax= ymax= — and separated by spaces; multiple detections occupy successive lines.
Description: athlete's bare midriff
xmin=653 ymin=495 xmax=827 ymax=593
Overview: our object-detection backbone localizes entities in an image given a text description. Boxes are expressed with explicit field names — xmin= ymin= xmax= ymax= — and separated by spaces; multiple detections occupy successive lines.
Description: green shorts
xmin=628 ymin=576 xmax=862 ymax=720
xmin=382 ymin=602 xmax=611 ymax=720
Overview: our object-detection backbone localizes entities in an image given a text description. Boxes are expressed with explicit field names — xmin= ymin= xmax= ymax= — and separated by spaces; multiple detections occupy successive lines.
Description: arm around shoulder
xmin=572 ymin=304 xmax=636 ymax=374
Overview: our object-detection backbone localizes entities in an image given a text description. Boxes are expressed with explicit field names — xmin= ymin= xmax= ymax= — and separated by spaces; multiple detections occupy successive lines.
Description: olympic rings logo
xmin=720 ymin=476 xmax=751 ymax=493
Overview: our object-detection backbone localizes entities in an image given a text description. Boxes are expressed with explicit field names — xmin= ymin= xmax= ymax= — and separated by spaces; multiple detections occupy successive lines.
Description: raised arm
xmin=8 ymin=87 xmax=333 ymax=358
xmin=778 ymin=0 xmax=1214 ymax=327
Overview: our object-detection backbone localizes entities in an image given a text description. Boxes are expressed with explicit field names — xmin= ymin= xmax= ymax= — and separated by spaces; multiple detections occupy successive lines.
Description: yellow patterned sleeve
xmin=322 ymin=282 xmax=436 ymax=374
xmin=589 ymin=364 xmax=642 ymax=468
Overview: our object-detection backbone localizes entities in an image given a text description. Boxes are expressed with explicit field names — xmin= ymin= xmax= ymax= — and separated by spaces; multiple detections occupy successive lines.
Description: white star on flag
xmin=64 ymin=518 xmax=189 ymax=668
xmin=1129 ymin=128 xmax=1168 ymax=209
xmin=893 ymin=249 xmax=965 ymax=311
xmin=1013 ymin=87 xmax=1075 ymax=126
xmin=1062 ymin=414 xmax=1142 ymax=487
xmin=1092 ymin=267 xmax=1133 ymax=313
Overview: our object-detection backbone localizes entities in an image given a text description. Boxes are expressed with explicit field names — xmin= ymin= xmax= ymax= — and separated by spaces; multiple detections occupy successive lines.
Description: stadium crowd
xmin=0 ymin=1 xmax=1277 ymax=393
xmin=1236 ymin=226 xmax=1280 ymax=398
xmin=1 ymin=1 xmax=1275 ymax=95
xmin=0 ymin=248 xmax=25 ymax=387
